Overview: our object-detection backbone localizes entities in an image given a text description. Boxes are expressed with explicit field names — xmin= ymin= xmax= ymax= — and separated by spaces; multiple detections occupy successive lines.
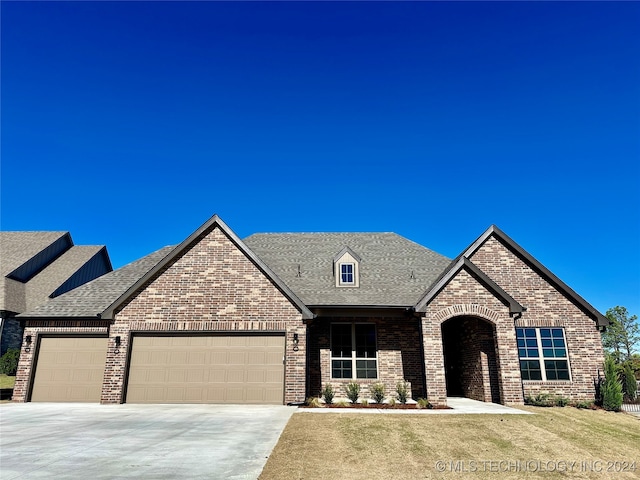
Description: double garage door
xmin=30 ymin=334 xmax=285 ymax=404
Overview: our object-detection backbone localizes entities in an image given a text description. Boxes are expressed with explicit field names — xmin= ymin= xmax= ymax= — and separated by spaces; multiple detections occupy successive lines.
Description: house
xmin=12 ymin=215 xmax=607 ymax=406
xmin=0 ymin=231 xmax=112 ymax=356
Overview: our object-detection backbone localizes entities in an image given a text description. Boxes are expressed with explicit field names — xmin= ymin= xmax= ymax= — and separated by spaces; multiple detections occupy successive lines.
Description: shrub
xmin=555 ymin=396 xmax=569 ymax=407
xmin=370 ymin=382 xmax=385 ymax=404
xmin=525 ymin=393 xmax=554 ymax=407
xmin=306 ymin=397 xmax=321 ymax=408
xmin=361 ymin=398 xmax=369 ymax=406
xmin=602 ymin=356 xmax=623 ymax=412
xmin=574 ymin=400 xmax=594 ymax=409
xmin=322 ymin=383 xmax=335 ymax=405
xmin=345 ymin=381 xmax=360 ymax=404
xmin=0 ymin=348 xmax=20 ymax=376
xmin=417 ymin=398 xmax=433 ymax=409
xmin=387 ymin=397 xmax=396 ymax=406
xmin=623 ymin=364 xmax=637 ymax=401
xmin=396 ymin=379 xmax=409 ymax=404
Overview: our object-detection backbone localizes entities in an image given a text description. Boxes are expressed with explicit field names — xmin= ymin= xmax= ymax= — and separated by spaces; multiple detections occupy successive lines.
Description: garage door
xmin=126 ymin=334 xmax=285 ymax=404
xmin=31 ymin=337 xmax=108 ymax=402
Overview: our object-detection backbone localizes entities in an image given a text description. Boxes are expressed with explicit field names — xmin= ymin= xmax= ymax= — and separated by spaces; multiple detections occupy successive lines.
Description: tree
xmin=622 ymin=363 xmax=637 ymax=401
xmin=602 ymin=306 xmax=639 ymax=363
xmin=601 ymin=356 xmax=623 ymax=412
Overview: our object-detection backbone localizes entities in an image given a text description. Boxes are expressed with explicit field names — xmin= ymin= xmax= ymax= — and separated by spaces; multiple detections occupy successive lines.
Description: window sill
xmin=522 ymin=380 xmax=572 ymax=384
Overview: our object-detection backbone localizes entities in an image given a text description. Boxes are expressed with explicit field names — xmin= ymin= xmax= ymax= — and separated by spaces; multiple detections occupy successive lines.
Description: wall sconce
xmin=24 ymin=335 xmax=32 ymax=352
xmin=292 ymin=333 xmax=299 ymax=352
xmin=114 ymin=336 xmax=121 ymax=347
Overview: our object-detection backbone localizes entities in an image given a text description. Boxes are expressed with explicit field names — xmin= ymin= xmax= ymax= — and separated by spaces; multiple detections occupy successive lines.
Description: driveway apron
xmin=0 ymin=403 xmax=294 ymax=480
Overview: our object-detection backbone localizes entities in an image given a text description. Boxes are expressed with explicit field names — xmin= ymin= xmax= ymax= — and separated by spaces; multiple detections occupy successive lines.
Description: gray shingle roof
xmin=0 ymin=231 xmax=68 ymax=276
xmin=19 ymin=246 xmax=175 ymax=318
xmin=243 ymin=233 xmax=451 ymax=307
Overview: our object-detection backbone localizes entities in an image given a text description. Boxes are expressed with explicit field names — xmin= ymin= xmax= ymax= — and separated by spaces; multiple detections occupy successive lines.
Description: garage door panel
xmin=126 ymin=335 xmax=285 ymax=404
xmin=31 ymin=337 xmax=107 ymax=402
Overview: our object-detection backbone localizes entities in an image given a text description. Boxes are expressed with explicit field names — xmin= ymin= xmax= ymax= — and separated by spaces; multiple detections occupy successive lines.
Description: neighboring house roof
xmin=1 ymin=231 xmax=112 ymax=314
xmin=461 ymin=225 xmax=608 ymax=327
xmin=243 ymin=232 xmax=452 ymax=307
xmin=18 ymin=246 xmax=175 ymax=318
xmin=100 ymin=215 xmax=314 ymax=320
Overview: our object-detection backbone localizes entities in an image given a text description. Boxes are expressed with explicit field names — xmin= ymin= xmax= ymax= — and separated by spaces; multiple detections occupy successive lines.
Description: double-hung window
xmin=516 ymin=327 xmax=570 ymax=381
xmin=331 ymin=323 xmax=377 ymax=379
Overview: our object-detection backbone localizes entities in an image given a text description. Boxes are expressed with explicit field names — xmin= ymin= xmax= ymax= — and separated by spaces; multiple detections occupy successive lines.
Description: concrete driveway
xmin=0 ymin=403 xmax=295 ymax=480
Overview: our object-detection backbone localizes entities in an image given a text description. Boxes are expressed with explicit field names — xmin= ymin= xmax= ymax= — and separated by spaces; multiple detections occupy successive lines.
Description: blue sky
xmin=2 ymin=2 xmax=639 ymax=317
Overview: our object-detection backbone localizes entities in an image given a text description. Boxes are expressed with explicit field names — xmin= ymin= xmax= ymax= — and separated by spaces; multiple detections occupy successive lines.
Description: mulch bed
xmin=303 ymin=403 xmax=451 ymax=410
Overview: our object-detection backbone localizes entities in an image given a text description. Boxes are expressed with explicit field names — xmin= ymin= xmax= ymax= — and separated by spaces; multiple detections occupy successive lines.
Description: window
xmin=331 ymin=323 xmax=377 ymax=379
xmin=516 ymin=328 xmax=570 ymax=381
xmin=340 ymin=263 xmax=354 ymax=285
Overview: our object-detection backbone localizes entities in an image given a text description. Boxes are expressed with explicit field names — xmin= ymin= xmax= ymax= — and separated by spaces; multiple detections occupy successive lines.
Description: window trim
xmin=330 ymin=322 xmax=378 ymax=380
xmin=516 ymin=327 xmax=571 ymax=382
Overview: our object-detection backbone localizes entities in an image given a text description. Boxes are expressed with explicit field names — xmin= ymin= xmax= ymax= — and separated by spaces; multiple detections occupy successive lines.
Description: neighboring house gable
xmin=0 ymin=231 xmax=112 ymax=355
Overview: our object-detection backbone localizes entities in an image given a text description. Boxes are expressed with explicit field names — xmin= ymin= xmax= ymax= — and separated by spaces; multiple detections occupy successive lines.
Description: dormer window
xmin=334 ymin=247 xmax=360 ymax=288
xmin=340 ymin=263 xmax=354 ymax=285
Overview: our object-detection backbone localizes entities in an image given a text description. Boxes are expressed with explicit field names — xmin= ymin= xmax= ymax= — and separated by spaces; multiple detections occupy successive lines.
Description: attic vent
xmin=296 ymin=264 xmax=302 ymax=277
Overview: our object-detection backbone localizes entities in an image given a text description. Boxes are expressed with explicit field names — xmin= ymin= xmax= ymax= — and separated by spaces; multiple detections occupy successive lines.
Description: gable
xmin=415 ymin=257 xmax=523 ymax=316
xmin=102 ymin=215 xmax=313 ymax=320
xmin=465 ymin=228 xmax=607 ymax=327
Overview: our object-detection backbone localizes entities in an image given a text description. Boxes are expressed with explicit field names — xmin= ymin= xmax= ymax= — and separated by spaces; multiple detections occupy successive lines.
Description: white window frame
xmin=516 ymin=327 xmax=571 ymax=382
xmin=330 ymin=323 xmax=378 ymax=380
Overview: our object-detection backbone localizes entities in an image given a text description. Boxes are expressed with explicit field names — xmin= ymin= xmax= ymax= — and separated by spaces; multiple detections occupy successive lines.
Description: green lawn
xmin=260 ymin=406 xmax=640 ymax=480
xmin=0 ymin=375 xmax=16 ymax=389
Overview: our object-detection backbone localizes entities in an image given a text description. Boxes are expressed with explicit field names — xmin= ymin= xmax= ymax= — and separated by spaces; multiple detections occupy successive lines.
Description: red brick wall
xmin=469 ymin=236 xmax=605 ymax=401
xmin=308 ymin=316 xmax=424 ymax=402
xmin=422 ymin=269 xmax=523 ymax=406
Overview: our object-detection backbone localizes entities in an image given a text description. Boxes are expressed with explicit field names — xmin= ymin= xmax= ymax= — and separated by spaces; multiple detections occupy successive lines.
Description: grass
xmin=259 ymin=406 xmax=640 ymax=480
xmin=0 ymin=375 xmax=15 ymax=389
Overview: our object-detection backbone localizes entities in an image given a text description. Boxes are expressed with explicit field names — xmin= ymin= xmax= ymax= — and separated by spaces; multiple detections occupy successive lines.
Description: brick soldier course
xmin=13 ymin=215 xmax=607 ymax=407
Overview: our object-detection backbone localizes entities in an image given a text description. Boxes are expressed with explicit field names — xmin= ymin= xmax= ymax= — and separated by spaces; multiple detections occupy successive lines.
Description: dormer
xmin=333 ymin=246 xmax=361 ymax=288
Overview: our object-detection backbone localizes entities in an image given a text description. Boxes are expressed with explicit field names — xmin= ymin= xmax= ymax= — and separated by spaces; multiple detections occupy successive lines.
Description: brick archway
xmin=441 ymin=315 xmax=501 ymax=403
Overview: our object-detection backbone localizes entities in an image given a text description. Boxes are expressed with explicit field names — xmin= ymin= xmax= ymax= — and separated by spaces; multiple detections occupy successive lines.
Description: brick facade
xmin=307 ymin=316 xmax=424 ymax=401
xmin=13 ymin=224 xmax=606 ymax=408
xmin=469 ymin=236 xmax=605 ymax=401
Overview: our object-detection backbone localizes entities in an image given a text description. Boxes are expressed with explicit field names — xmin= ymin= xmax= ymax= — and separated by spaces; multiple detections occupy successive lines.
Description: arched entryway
xmin=441 ymin=316 xmax=501 ymax=403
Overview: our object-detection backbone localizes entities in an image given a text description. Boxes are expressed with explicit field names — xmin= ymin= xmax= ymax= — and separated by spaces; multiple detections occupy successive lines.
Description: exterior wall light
xmin=24 ymin=335 xmax=32 ymax=352
xmin=115 ymin=336 xmax=121 ymax=347
xmin=292 ymin=333 xmax=299 ymax=352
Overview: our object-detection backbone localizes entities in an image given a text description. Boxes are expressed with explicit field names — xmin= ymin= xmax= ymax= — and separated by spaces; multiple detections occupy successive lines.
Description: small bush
xmin=345 ymin=381 xmax=360 ymax=404
xmin=387 ymin=397 xmax=396 ymax=406
xmin=396 ymin=379 xmax=409 ymax=404
xmin=306 ymin=397 xmax=321 ymax=408
xmin=602 ymin=356 xmax=623 ymax=412
xmin=525 ymin=393 xmax=554 ymax=407
xmin=555 ymin=396 xmax=569 ymax=407
xmin=322 ymin=383 xmax=335 ymax=405
xmin=370 ymin=382 xmax=385 ymax=404
xmin=574 ymin=400 xmax=594 ymax=409
xmin=0 ymin=348 xmax=20 ymax=376
xmin=417 ymin=398 xmax=433 ymax=409
xmin=335 ymin=400 xmax=350 ymax=407
xmin=360 ymin=398 xmax=369 ymax=406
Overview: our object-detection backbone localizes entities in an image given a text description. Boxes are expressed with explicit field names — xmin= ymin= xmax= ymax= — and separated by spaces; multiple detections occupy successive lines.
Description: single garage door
xmin=31 ymin=336 xmax=108 ymax=402
xmin=126 ymin=334 xmax=285 ymax=404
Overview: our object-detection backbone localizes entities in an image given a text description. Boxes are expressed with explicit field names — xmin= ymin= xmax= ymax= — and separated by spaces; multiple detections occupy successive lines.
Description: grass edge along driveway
xmin=259 ymin=406 xmax=640 ymax=480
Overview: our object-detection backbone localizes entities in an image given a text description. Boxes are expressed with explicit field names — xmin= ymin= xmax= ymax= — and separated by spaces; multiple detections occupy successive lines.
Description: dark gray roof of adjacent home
xmin=18 ymin=246 xmax=175 ymax=318
xmin=243 ymin=232 xmax=452 ymax=307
